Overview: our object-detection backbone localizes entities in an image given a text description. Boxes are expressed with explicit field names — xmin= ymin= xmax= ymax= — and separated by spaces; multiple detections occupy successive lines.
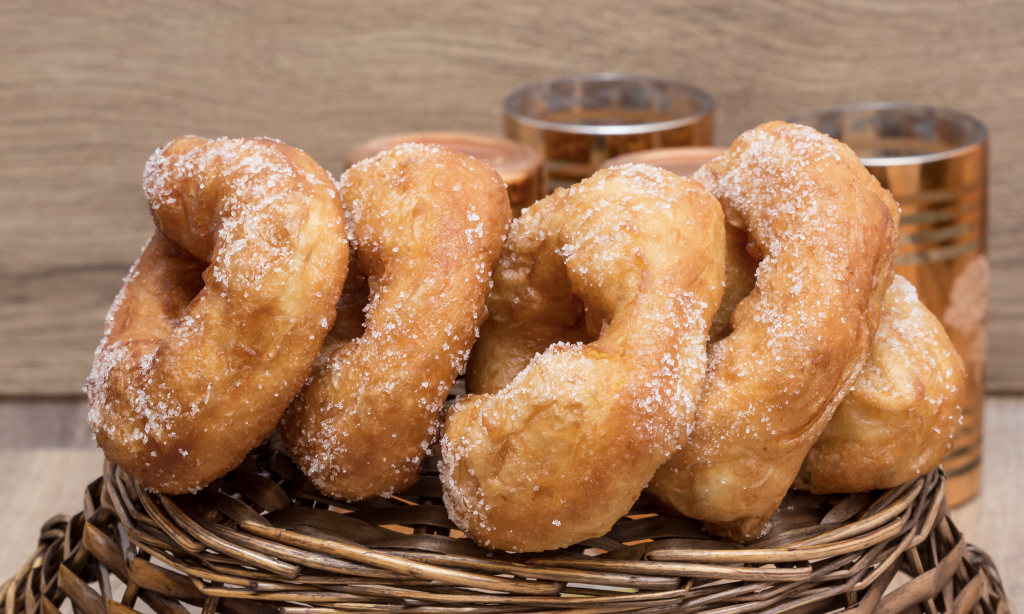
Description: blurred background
xmin=2 ymin=0 xmax=1023 ymax=396
xmin=1 ymin=0 xmax=1022 ymax=599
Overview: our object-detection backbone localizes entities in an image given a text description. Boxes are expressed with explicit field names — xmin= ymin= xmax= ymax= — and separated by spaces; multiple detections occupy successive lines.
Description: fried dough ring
xmin=647 ymin=122 xmax=899 ymax=541
xmin=795 ymin=275 xmax=966 ymax=493
xmin=86 ymin=136 xmax=347 ymax=493
xmin=280 ymin=144 xmax=511 ymax=500
xmin=443 ymin=165 xmax=725 ymax=552
xmin=693 ymin=217 xmax=965 ymax=494
xmin=708 ymin=222 xmax=759 ymax=344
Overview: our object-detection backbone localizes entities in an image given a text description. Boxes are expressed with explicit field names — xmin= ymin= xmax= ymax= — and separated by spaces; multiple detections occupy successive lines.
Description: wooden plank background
xmin=2 ymin=0 xmax=1022 ymax=395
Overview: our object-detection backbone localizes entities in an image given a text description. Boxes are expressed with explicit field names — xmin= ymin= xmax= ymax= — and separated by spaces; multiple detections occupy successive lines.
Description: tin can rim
xmin=788 ymin=102 xmax=988 ymax=167
xmin=504 ymin=73 xmax=715 ymax=136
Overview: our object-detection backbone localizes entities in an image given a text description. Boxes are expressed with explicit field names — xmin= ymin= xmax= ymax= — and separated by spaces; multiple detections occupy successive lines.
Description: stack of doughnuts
xmin=645 ymin=121 xmax=962 ymax=541
xmin=87 ymin=122 xmax=964 ymax=552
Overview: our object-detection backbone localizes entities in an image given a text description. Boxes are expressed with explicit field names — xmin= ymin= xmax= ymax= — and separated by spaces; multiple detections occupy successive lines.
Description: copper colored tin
xmin=345 ymin=132 xmax=542 ymax=216
xmin=504 ymin=75 xmax=714 ymax=194
xmin=791 ymin=103 xmax=988 ymax=506
xmin=601 ymin=146 xmax=726 ymax=177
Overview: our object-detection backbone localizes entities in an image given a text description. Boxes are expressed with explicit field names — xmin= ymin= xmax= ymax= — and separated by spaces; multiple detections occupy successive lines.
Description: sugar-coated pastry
xmin=795 ymin=275 xmax=966 ymax=493
xmin=87 ymin=136 xmax=347 ymax=493
xmin=280 ymin=144 xmax=512 ymax=501
xmin=444 ymin=164 xmax=725 ymax=552
xmin=647 ymin=122 xmax=899 ymax=541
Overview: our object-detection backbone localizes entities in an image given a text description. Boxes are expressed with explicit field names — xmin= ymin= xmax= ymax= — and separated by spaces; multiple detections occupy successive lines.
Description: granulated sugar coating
xmin=444 ymin=164 xmax=725 ymax=552
xmin=795 ymin=275 xmax=966 ymax=493
xmin=86 ymin=136 xmax=347 ymax=494
xmin=279 ymin=143 xmax=512 ymax=501
xmin=647 ymin=121 xmax=900 ymax=542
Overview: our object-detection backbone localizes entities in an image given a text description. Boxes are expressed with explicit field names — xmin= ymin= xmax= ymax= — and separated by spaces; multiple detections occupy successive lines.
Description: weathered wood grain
xmin=0 ymin=400 xmax=92 ymax=448
xmin=0 ymin=448 xmax=105 ymax=581
xmin=1 ymin=0 xmax=1023 ymax=394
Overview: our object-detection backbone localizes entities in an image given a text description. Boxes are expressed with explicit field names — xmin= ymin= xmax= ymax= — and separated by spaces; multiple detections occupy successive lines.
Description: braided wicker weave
xmin=1 ymin=433 xmax=1014 ymax=614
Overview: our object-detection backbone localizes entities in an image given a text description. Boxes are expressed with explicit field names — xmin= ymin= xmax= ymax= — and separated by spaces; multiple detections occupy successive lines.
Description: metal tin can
xmin=504 ymin=75 xmax=714 ymax=194
xmin=602 ymin=146 xmax=726 ymax=177
xmin=791 ymin=103 xmax=989 ymax=506
xmin=345 ymin=132 xmax=542 ymax=216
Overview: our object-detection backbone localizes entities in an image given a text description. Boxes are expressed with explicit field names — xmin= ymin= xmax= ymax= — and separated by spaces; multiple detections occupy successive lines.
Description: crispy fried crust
xmin=444 ymin=165 xmax=725 ymax=552
xmin=795 ymin=275 xmax=966 ymax=493
xmin=86 ymin=137 xmax=348 ymax=493
xmin=280 ymin=144 xmax=512 ymax=501
xmin=647 ymin=122 xmax=899 ymax=541
xmin=708 ymin=222 xmax=758 ymax=344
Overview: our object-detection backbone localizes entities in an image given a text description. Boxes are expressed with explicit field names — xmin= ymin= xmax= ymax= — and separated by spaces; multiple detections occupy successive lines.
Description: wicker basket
xmin=1 ymin=435 xmax=1014 ymax=614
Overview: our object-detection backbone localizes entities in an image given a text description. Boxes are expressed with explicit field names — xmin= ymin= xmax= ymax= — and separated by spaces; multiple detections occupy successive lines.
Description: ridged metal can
xmin=504 ymin=74 xmax=714 ymax=194
xmin=791 ymin=103 xmax=989 ymax=506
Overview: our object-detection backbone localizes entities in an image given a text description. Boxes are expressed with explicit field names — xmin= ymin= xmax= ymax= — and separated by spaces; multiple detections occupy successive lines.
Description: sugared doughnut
xmin=86 ymin=136 xmax=347 ymax=494
xmin=279 ymin=144 xmax=512 ymax=501
xmin=647 ymin=122 xmax=899 ymax=541
xmin=443 ymin=164 xmax=725 ymax=552
xmin=795 ymin=275 xmax=966 ymax=493
xmin=707 ymin=222 xmax=758 ymax=344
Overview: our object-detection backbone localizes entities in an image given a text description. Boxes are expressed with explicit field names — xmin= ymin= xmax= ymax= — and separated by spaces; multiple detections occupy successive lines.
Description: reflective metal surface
xmin=345 ymin=132 xmax=543 ymax=216
xmin=504 ymin=75 xmax=714 ymax=193
xmin=792 ymin=103 xmax=988 ymax=506
xmin=601 ymin=146 xmax=726 ymax=177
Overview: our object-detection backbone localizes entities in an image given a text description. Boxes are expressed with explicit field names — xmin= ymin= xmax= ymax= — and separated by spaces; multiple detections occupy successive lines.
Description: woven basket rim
xmin=1 ymin=438 xmax=1015 ymax=614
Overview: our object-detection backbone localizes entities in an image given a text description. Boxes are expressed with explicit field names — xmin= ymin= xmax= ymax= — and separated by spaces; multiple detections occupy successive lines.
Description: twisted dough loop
xmin=648 ymin=122 xmax=899 ymax=541
xmin=86 ymin=137 xmax=347 ymax=493
xmin=444 ymin=165 xmax=725 ymax=552
xmin=280 ymin=143 xmax=511 ymax=501
xmin=795 ymin=275 xmax=966 ymax=493
xmin=692 ymin=211 xmax=965 ymax=495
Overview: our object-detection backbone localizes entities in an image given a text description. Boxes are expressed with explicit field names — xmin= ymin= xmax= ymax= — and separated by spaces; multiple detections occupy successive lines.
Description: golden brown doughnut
xmin=444 ymin=164 xmax=725 ymax=552
xmin=647 ymin=122 xmax=899 ymax=541
xmin=689 ymin=215 xmax=964 ymax=495
xmin=708 ymin=222 xmax=758 ymax=344
xmin=795 ymin=275 xmax=966 ymax=493
xmin=86 ymin=136 xmax=347 ymax=493
xmin=280 ymin=144 xmax=511 ymax=501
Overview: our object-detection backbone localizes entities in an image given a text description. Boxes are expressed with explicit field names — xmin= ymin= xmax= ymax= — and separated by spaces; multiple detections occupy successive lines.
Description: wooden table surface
xmin=2 ymin=398 xmax=1020 ymax=606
